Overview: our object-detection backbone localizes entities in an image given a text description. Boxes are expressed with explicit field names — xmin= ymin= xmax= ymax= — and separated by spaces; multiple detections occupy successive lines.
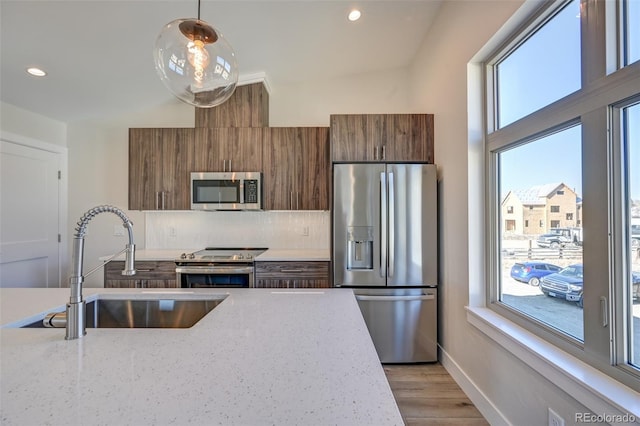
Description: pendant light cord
xmin=197 ymin=0 xmax=201 ymax=20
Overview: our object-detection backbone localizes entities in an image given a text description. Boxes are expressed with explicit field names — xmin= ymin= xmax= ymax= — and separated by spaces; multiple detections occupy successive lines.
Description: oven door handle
xmin=175 ymin=266 xmax=255 ymax=274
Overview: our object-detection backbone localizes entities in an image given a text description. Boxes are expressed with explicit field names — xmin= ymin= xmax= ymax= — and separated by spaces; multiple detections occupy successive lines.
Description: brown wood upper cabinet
xmin=330 ymin=114 xmax=434 ymax=163
xmin=129 ymin=128 xmax=194 ymax=210
xmin=262 ymin=127 xmax=329 ymax=210
xmin=195 ymin=82 xmax=269 ymax=128
xmin=193 ymin=128 xmax=263 ymax=172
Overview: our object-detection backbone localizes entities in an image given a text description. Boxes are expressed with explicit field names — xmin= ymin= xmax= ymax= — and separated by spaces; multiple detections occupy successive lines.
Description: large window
xmin=618 ymin=99 xmax=640 ymax=369
xmin=498 ymin=125 xmax=584 ymax=341
xmin=485 ymin=0 xmax=640 ymax=390
xmin=495 ymin=0 xmax=581 ymax=127
xmin=623 ymin=0 xmax=640 ymax=65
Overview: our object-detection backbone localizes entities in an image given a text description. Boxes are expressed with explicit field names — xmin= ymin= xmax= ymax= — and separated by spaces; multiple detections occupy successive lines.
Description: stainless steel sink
xmin=22 ymin=298 xmax=224 ymax=329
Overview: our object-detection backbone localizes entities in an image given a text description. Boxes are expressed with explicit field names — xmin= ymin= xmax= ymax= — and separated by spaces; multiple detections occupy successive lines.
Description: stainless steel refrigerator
xmin=333 ymin=163 xmax=438 ymax=363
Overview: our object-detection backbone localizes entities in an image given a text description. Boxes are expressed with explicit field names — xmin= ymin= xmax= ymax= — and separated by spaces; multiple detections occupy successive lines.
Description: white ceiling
xmin=0 ymin=0 xmax=443 ymax=124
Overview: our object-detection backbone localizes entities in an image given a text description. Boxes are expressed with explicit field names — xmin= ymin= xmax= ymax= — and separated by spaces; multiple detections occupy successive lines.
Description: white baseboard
xmin=439 ymin=345 xmax=510 ymax=426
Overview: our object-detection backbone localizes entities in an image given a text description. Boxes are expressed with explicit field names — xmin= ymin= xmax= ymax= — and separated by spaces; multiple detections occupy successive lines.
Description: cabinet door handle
xmin=374 ymin=146 xmax=379 ymax=160
xmin=155 ymin=192 xmax=160 ymax=210
xmin=136 ymin=269 xmax=153 ymax=272
xmin=381 ymin=145 xmax=386 ymax=160
xmin=280 ymin=269 xmax=303 ymax=273
xmin=296 ymin=192 xmax=299 ymax=210
xmin=228 ymin=159 xmax=232 ymax=172
xmin=161 ymin=191 xmax=166 ymax=210
xmin=290 ymin=191 xmax=293 ymax=210
xmin=223 ymin=159 xmax=226 ymax=172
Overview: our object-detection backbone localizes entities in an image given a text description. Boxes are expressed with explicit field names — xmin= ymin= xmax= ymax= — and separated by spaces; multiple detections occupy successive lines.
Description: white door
xmin=0 ymin=140 xmax=61 ymax=287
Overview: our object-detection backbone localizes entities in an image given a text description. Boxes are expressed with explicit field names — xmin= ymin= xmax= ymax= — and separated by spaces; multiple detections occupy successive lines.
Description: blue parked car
xmin=510 ymin=261 xmax=562 ymax=286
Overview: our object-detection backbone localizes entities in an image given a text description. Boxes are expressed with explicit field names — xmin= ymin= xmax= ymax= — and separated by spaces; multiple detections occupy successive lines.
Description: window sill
xmin=466 ymin=306 xmax=640 ymax=419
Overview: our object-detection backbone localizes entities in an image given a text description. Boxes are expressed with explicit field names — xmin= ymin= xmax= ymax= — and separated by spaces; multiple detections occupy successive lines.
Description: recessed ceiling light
xmin=348 ymin=9 xmax=361 ymax=22
xmin=26 ymin=67 xmax=47 ymax=77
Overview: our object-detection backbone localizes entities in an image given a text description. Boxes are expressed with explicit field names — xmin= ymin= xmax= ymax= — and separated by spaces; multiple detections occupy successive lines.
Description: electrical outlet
xmin=168 ymin=226 xmax=177 ymax=238
xmin=548 ymin=408 xmax=565 ymax=426
xmin=113 ymin=225 xmax=125 ymax=237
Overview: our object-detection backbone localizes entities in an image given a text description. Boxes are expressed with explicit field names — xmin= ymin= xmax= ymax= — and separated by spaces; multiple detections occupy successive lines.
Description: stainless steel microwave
xmin=191 ymin=172 xmax=262 ymax=211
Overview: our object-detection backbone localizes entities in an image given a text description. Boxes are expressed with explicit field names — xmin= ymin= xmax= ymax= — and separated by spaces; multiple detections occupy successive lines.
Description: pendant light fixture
xmin=153 ymin=0 xmax=238 ymax=108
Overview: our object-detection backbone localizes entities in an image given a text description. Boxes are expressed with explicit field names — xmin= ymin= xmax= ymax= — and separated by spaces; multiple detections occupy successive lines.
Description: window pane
xmin=499 ymin=125 xmax=583 ymax=341
xmin=624 ymin=102 xmax=640 ymax=368
xmin=624 ymin=0 xmax=640 ymax=65
xmin=496 ymin=0 xmax=581 ymax=128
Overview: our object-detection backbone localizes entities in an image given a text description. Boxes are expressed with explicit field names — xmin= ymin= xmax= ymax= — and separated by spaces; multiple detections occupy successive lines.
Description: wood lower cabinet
xmin=330 ymin=114 xmax=434 ymax=163
xmin=129 ymin=128 xmax=194 ymax=210
xmin=104 ymin=261 xmax=177 ymax=288
xmin=254 ymin=261 xmax=330 ymax=288
xmin=262 ymin=127 xmax=329 ymax=210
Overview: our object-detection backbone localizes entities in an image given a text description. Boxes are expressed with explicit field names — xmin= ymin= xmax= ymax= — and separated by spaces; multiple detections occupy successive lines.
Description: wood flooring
xmin=383 ymin=363 xmax=489 ymax=426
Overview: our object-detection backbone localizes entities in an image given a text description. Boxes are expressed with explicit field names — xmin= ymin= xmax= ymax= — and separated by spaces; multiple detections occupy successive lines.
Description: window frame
xmin=483 ymin=0 xmax=640 ymax=390
xmin=611 ymin=95 xmax=640 ymax=378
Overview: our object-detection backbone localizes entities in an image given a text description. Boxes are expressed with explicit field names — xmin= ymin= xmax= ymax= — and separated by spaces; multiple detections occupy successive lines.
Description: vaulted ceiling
xmin=0 ymin=1 xmax=443 ymax=123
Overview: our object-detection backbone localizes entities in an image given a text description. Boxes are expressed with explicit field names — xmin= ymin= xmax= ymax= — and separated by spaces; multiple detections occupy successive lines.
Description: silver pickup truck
xmin=536 ymin=228 xmax=582 ymax=249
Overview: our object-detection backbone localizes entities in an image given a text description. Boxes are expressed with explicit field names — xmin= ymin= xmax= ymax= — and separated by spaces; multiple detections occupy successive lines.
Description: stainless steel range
xmin=175 ymin=247 xmax=267 ymax=288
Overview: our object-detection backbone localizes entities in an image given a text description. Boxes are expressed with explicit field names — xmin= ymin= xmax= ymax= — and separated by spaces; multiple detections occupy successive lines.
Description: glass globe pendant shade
xmin=153 ymin=18 xmax=238 ymax=108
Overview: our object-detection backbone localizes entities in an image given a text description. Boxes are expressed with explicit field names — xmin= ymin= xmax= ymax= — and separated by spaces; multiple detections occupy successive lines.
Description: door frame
xmin=0 ymin=130 xmax=68 ymax=287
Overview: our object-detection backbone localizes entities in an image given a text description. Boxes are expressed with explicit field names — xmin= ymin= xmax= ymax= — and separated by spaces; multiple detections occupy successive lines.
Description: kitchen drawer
xmin=254 ymin=261 xmax=330 ymax=289
xmin=105 ymin=261 xmax=175 ymax=280
xmin=104 ymin=260 xmax=177 ymax=288
xmin=254 ymin=261 xmax=329 ymax=279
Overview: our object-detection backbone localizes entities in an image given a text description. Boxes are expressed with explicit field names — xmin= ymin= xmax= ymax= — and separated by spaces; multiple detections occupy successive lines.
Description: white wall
xmin=269 ymin=67 xmax=413 ymax=126
xmin=0 ymin=102 xmax=67 ymax=146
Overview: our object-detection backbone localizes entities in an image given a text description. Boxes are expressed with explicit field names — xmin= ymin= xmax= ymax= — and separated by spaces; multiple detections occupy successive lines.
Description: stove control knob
xmin=238 ymin=254 xmax=244 ymax=259
xmin=188 ymin=253 xmax=195 ymax=259
xmin=246 ymin=254 xmax=253 ymax=259
xmin=180 ymin=253 xmax=187 ymax=259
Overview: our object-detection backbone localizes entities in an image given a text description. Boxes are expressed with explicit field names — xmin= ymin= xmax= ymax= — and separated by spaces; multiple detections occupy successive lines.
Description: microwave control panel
xmin=244 ymin=180 xmax=259 ymax=203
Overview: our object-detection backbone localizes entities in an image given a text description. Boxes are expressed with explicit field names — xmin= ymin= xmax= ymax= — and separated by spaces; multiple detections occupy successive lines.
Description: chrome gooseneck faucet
xmin=46 ymin=205 xmax=136 ymax=339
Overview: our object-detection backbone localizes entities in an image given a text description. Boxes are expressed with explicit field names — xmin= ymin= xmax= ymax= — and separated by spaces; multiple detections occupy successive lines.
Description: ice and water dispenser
xmin=346 ymin=226 xmax=374 ymax=270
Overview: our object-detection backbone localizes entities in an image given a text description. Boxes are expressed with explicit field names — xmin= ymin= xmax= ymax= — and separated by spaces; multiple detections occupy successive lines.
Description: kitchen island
xmin=0 ymin=288 xmax=402 ymax=425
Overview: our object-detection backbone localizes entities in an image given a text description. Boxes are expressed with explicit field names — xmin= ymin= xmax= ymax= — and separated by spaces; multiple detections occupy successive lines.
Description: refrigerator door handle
xmin=355 ymin=294 xmax=436 ymax=302
xmin=380 ymin=172 xmax=387 ymax=278
xmin=388 ymin=172 xmax=394 ymax=278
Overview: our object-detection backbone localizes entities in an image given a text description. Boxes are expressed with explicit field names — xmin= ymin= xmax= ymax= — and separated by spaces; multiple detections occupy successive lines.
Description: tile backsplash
xmin=145 ymin=211 xmax=330 ymax=250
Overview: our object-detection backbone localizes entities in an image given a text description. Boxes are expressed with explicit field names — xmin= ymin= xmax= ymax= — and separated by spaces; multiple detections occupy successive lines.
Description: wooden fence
xmin=501 ymin=246 xmax=583 ymax=260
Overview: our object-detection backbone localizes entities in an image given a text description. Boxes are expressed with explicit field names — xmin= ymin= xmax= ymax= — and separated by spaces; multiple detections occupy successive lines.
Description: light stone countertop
xmin=255 ymin=249 xmax=330 ymax=261
xmin=100 ymin=248 xmax=330 ymax=262
xmin=0 ymin=287 xmax=402 ymax=426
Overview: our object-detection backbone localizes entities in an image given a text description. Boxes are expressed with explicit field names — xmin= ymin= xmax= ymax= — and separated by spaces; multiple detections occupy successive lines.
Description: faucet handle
xmin=122 ymin=243 xmax=136 ymax=276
